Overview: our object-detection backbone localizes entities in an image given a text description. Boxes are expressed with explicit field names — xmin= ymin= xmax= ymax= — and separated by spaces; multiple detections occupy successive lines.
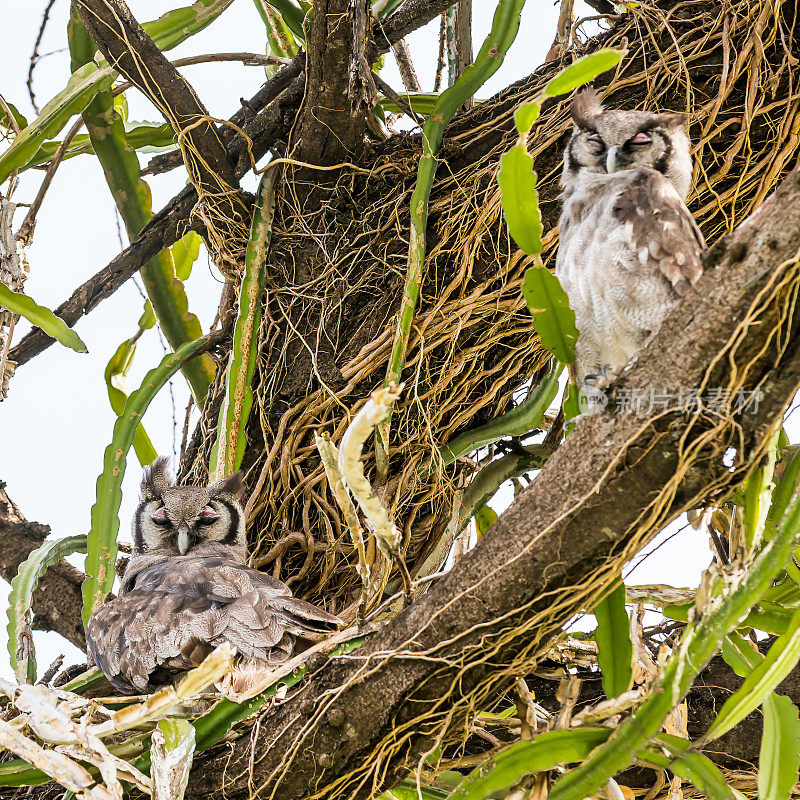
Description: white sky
xmin=0 ymin=0 xmax=779 ymax=679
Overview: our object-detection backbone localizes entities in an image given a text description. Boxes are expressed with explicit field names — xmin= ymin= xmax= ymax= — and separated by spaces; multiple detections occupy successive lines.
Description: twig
xmin=547 ymin=0 xmax=575 ymax=60
xmin=372 ymin=71 xmax=423 ymax=124
xmin=27 ymin=0 xmax=58 ymax=114
xmin=17 ymin=117 xmax=85 ymax=245
xmin=391 ymin=39 xmax=421 ymax=93
xmin=180 ymin=395 xmax=194 ymax=463
xmin=112 ymin=52 xmax=290 ymax=95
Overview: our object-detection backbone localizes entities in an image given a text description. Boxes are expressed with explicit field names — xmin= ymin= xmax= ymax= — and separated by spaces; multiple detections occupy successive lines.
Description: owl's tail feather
xmin=275 ymin=596 xmax=342 ymax=640
xmin=180 ymin=636 xmax=217 ymax=668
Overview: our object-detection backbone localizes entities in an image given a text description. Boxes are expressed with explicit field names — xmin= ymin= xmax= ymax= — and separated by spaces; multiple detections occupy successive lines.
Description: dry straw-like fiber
xmin=185 ymin=0 xmax=800 ymax=618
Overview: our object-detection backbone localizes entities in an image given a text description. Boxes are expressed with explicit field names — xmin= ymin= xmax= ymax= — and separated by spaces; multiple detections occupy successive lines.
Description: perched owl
xmin=556 ymin=88 xmax=705 ymax=384
xmin=86 ymin=458 xmax=341 ymax=694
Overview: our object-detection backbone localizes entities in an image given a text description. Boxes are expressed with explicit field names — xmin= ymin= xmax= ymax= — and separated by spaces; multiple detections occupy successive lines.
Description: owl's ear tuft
xmin=141 ymin=457 xmax=174 ymax=500
xmin=656 ymin=111 xmax=688 ymax=129
xmin=571 ymin=87 xmax=603 ymax=128
xmin=208 ymin=470 xmax=245 ymax=500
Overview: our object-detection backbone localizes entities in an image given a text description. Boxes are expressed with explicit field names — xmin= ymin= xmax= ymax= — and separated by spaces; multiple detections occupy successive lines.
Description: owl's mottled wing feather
xmin=613 ymin=168 xmax=705 ymax=295
xmin=86 ymin=557 xmax=340 ymax=694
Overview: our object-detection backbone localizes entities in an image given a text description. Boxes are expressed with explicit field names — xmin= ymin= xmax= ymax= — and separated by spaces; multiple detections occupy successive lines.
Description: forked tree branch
xmin=183 ymin=169 xmax=800 ymax=800
xmin=73 ymin=0 xmax=240 ymax=193
xmin=9 ymin=0 xmax=459 ymax=367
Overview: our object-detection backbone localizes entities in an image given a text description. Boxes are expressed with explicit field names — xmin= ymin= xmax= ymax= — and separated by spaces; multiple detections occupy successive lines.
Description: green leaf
xmin=6 ymin=535 xmax=88 ymax=684
xmin=0 ymin=63 xmax=111 ymax=184
xmin=380 ymin=784 xmax=449 ymax=800
xmin=544 ymin=49 xmax=626 ymax=97
xmin=105 ymin=340 xmax=159 ymax=467
xmin=594 ymin=579 xmax=633 ymax=698
xmin=140 ymin=0 xmax=238 ymax=52
xmin=743 ymin=431 xmax=779 ymax=551
xmin=521 ymin=266 xmax=578 ymax=365
xmin=378 ymin=93 xmax=441 ymax=118
xmin=0 ymin=284 xmax=87 ymax=353
xmin=138 ymin=300 xmax=157 ymax=330
xmin=172 ymin=232 xmax=202 ymax=281
xmin=768 ymin=445 xmax=800 ymax=526
xmin=664 ymin=601 xmax=795 ymax=636
xmin=82 ymin=336 xmax=211 ymax=625
xmin=0 ymin=96 xmax=27 ymax=132
xmin=211 ymin=171 xmax=277 ymax=476
xmin=707 ymin=605 xmax=800 ymax=740
xmin=499 ymin=144 xmax=542 ymax=255
xmin=721 ymin=632 xmax=761 ymax=677
xmin=371 ymin=0 xmax=405 ymax=19
xmin=642 ymin=735 xmax=734 ymax=800
xmin=514 ymin=101 xmax=540 ymax=136
xmin=457 ymin=446 xmax=555 ymax=536
xmin=440 ymin=361 xmax=562 ymax=465
xmin=447 ymin=728 xmax=612 ymax=800
xmin=475 ymin=505 xmax=498 ymax=537
xmin=759 ymin=694 xmax=800 ymax=800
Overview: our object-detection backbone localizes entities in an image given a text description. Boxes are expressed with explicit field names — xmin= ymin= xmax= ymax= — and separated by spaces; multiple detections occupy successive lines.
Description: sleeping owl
xmin=86 ymin=458 xmax=341 ymax=694
xmin=556 ymin=88 xmax=705 ymax=385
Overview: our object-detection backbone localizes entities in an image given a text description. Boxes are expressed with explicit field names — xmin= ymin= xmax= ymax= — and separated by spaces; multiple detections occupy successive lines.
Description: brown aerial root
xmin=241 ymin=240 xmax=800 ymax=800
xmin=180 ymin=0 xmax=800 ymax=776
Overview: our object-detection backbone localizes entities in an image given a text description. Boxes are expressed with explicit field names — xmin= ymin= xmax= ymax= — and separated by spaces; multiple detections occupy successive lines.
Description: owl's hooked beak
xmin=177 ymin=525 xmax=191 ymax=555
xmin=605 ymin=145 xmax=620 ymax=174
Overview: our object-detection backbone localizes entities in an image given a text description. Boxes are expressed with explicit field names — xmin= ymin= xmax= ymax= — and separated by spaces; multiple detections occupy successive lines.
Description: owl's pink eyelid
xmin=631 ymin=132 xmax=651 ymax=144
xmin=200 ymin=505 xmax=217 ymax=516
xmin=152 ymin=507 xmax=167 ymax=519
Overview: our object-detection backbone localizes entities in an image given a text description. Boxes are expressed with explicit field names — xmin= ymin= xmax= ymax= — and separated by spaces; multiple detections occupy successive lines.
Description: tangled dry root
xmin=184 ymin=0 xmax=800 ymax=617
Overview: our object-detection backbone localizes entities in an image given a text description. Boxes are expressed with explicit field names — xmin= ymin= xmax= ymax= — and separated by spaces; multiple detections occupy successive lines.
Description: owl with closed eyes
xmin=556 ymin=88 xmax=705 ymax=385
xmin=86 ymin=458 xmax=341 ymax=694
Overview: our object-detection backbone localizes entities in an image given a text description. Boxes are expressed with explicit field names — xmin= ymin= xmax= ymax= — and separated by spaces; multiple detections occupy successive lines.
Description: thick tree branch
xmin=0 ymin=484 xmax=86 ymax=650
xmin=289 ymin=0 xmax=370 ymax=201
xmin=184 ymin=170 xmax=800 ymax=800
xmin=73 ymin=0 xmax=250 ymax=277
xmin=9 ymin=186 xmax=200 ymax=367
xmin=9 ymin=0 xmax=460 ymax=368
xmin=73 ymin=0 xmax=239 ymax=192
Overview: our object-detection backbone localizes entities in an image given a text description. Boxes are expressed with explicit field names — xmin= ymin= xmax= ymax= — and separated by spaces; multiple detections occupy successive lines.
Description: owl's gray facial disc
xmin=131 ymin=459 xmax=246 ymax=560
xmin=563 ymin=88 xmax=692 ymax=200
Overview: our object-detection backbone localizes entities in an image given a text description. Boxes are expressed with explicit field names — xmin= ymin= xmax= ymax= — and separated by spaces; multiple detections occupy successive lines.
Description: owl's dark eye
xmin=151 ymin=507 xmax=170 ymax=526
xmin=586 ymin=131 xmax=605 ymax=153
xmin=629 ymin=132 xmax=652 ymax=148
xmin=197 ymin=504 xmax=219 ymax=526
